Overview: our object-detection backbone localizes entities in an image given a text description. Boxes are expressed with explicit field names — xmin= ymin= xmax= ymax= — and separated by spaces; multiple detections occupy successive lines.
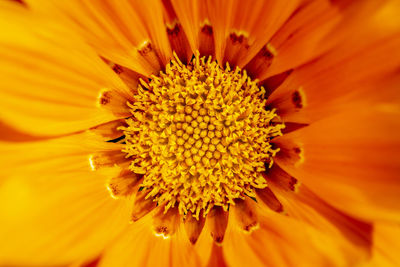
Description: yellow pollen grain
xmin=121 ymin=52 xmax=284 ymax=218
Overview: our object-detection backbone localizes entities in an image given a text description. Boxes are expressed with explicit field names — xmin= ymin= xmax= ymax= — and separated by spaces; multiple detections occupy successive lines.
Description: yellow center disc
xmin=121 ymin=53 xmax=284 ymax=218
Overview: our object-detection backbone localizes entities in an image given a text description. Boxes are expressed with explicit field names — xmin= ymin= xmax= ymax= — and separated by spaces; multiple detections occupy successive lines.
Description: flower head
xmin=1 ymin=0 xmax=400 ymax=266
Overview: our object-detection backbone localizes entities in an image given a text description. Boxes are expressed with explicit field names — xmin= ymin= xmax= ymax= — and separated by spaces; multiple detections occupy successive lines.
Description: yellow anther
xmin=193 ymin=155 xmax=202 ymax=163
xmin=121 ymin=53 xmax=284 ymax=219
xmin=184 ymin=150 xmax=191 ymax=158
xmin=200 ymin=130 xmax=207 ymax=138
xmin=208 ymin=144 xmax=216 ymax=152
xmin=186 ymin=126 xmax=194 ymax=134
xmin=199 ymin=122 xmax=208 ymax=129
xmin=195 ymin=140 xmax=202 ymax=149
xmin=188 ymin=137 xmax=196 ymax=145
xmin=185 ymin=158 xmax=194 ymax=166
xmin=185 ymin=106 xmax=193 ymax=114
xmin=185 ymin=115 xmax=192 ymax=123
xmin=198 ymin=150 xmax=206 ymax=157
xmin=211 ymin=137 xmax=220 ymax=145
xmin=177 ymin=138 xmax=185 ymax=146
xmin=199 ymin=108 xmax=207 ymax=116
xmin=191 ymin=121 xmax=198 ymax=128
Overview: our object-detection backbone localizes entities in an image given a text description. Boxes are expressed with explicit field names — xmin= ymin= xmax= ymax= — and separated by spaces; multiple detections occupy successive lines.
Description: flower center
xmin=121 ymin=53 xmax=284 ymax=219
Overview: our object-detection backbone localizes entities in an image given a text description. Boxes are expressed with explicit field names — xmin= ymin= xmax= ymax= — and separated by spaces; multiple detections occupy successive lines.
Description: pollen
xmin=121 ymin=53 xmax=284 ymax=219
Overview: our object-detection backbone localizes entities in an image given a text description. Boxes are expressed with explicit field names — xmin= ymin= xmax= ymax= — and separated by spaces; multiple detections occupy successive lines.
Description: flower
xmin=0 ymin=0 xmax=400 ymax=266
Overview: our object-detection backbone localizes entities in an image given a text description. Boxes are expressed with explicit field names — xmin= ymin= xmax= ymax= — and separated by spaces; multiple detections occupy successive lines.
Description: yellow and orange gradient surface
xmin=0 ymin=0 xmax=400 ymax=267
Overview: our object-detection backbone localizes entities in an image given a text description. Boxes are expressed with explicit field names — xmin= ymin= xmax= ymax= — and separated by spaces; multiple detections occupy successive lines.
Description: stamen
xmin=120 ymin=52 xmax=284 ymax=219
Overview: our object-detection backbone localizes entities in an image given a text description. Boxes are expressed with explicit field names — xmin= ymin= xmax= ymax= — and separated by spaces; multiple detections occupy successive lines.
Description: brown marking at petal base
xmin=89 ymin=151 xmax=128 ymax=171
xmin=102 ymin=58 xmax=145 ymax=94
xmin=184 ymin=211 xmax=206 ymax=244
xmin=199 ymin=21 xmax=215 ymax=57
xmin=98 ymin=90 xmax=111 ymax=105
xmin=112 ymin=64 xmax=123 ymax=74
xmin=256 ymin=187 xmax=284 ymax=213
xmin=138 ymin=41 xmax=162 ymax=72
xmin=97 ymin=89 xmax=132 ymax=117
xmin=107 ymin=170 xmax=143 ymax=199
xmin=223 ymin=31 xmax=250 ymax=67
xmin=263 ymin=164 xmax=300 ymax=192
xmin=233 ymin=199 xmax=259 ymax=233
xmin=167 ymin=22 xmax=192 ymax=63
xmin=131 ymin=189 xmax=157 ymax=222
xmin=273 ymin=138 xmax=304 ymax=167
xmin=207 ymin=206 xmax=229 ymax=244
xmin=291 ymin=87 xmax=306 ymax=109
xmin=153 ymin=206 xmax=180 ymax=239
xmin=245 ymin=43 xmax=276 ymax=79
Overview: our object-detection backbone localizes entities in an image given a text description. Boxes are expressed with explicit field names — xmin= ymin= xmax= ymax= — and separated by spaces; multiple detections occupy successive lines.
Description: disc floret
xmin=121 ymin=53 xmax=284 ymax=218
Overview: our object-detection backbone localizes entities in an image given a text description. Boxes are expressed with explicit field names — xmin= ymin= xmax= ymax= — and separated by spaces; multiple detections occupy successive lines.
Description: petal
xmin=0 ymin=133 xmax=131 ymax=266
xmin=274 ymin=104 xmax=400 ymax=222
xmin=267 ymin=32 xmax=400 ymax=124
xmin=0 ymin=2 xmax=131 ymax=136
xmin=203 ymin=0 xmax=302 ymax=66
xmin=261 ymin=0 xmax=394 ymax=78
xmin=367 ymin=222 xmax=400 ymax=266
xmin=223 ymin=210 xmax=364 ymax=267
xmin=265 ymin=167 xmax=373 ymax=257
xmin=99 ymin=218 xmax=202 ymax=267
xmin=26 ymin=0 xmax=172 ymax=75
xmin=170 ymin=0 xmax=214 ymax=56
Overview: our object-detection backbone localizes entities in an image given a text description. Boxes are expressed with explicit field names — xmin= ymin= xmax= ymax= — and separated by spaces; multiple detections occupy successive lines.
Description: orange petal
xmin=207 ymin=206 xmax=229 ymax=244
xmin=0 ymin=131 xmax=121 ymax=177
xmin=98 ymin=220 xmax=202 ymax=267
xmin=26 ymin=0 xmax=170 ymax=75
xmin=206 ymin=243 xmax=228 ymax=267
xmin=184 ymin=212 xmax=206 ymax=244
xmin=170 ymin=0 xmax=211 ymax=55
xmin=203 ymin=0 xmax=302 ymax=66
xmin=89 ymin=119 xmax=127 ymax=141
xmin=131 ymin=189 xmax=157 ymax=222
xmin=0 ymin=120 xmax=49 ymax=142
xmin=268 ymin=31 xmax=400 ymax=124
xmin=232 ymin=198 xmax=259 ymax=233
xmin=223 ymin=211 xmax=369 ymax=267
xmin=162 ymin=0 xmax=192 ymax=63
xmin=266 ymin=170 xmax=373 ymax=256
xmin=262 ymin=0 xmax=393 ymax=78
xmin=106 ymin=170 xmax=142 ymax=199
xmin=0 ymin=3 xmax=131 ymax=136
xmin=275 ymin=104 xmax=400 ymax=222
xmin=368 ymin=222 xmax=400 ymax=266
xmin=152 ymin=206 xmax=180 ymax=239
xmin=0 ymin=134 xmax=130 ymax=266
xmin=255 ymin=187 xmax=284 ymax=213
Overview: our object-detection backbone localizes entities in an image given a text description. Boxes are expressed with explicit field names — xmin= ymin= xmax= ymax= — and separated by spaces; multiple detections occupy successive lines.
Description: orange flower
xmin=1 ymin=0 xmax=400 ymax=266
